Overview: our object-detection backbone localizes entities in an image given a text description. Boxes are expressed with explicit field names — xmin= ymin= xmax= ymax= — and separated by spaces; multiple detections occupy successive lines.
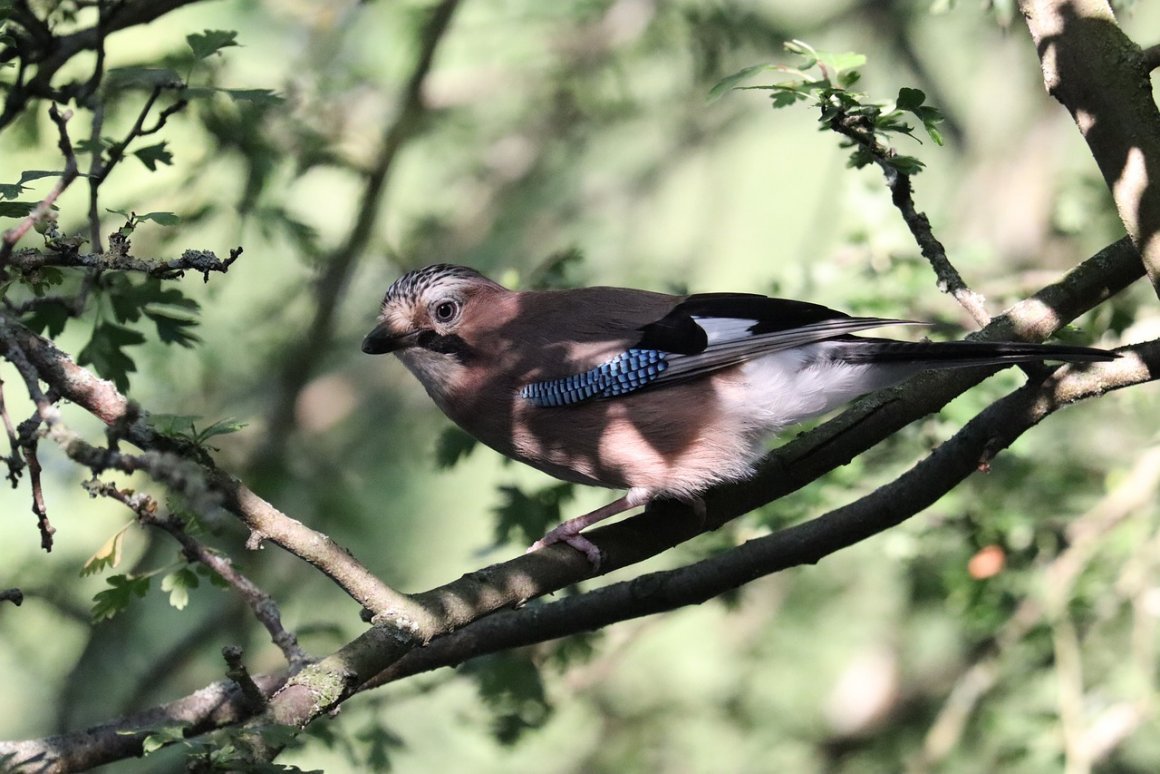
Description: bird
xmin=362 ymin=263 xmax=1115 ymax=566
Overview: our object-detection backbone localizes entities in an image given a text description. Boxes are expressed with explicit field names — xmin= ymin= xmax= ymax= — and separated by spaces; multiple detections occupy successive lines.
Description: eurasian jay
xmin=362 ymin=263 xmax=1114 ymax=566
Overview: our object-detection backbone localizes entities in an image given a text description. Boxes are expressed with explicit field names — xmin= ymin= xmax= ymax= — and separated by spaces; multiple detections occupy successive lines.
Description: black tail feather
xmin=836 ymin=337 xmax=1117 ymax=366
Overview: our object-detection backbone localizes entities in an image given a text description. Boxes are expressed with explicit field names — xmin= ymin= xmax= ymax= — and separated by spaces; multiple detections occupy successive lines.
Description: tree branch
xmin=3 ymin=244 xmax=242 ymax=281
xmin=1020 ymin=0 xmax=1160 ymax=298
xmin=261 ymin=236 xmax=1147 ymax=731
xmin=828 ymin=106 xmax=991 ymax=326
xmin=369 ymin=342 xmax=1158 ymax=688
xmin=0 ymin=313 xmax=428 ymax=625
xmin=0 ymin=0 xmax=216 ymax=130
xmin=0 ymin=105 xmax=80 ymax=266
xmin=86 ymin=479 xmax=309 ymax=668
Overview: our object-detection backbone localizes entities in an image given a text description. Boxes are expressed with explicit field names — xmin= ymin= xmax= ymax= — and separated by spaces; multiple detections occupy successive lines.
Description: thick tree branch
xmin=261 ymin=236 xmax=1146 ymax=731
xmin=370 ymin=342 xmax=1158 ymax=687
xmin=1020 ymin=0 xmax=1160 ymax=297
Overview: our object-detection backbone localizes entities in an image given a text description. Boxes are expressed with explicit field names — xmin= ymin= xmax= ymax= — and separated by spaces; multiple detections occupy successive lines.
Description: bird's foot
xmin=527 ymin=527 xmax=602 ymax=569
xmin=525 ymin=491 xmax=650 ymax=569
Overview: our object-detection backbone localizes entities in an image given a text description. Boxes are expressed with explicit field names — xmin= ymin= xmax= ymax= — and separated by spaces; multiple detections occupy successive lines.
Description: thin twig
xmin=0 ymin=105 xmax=80 ymax=263
xmin=0 ymin=310 xmax=422 ymax=623
xmin=0 ymin=336 xmax=58 ymax=550
xmin=829 ymin=110 xmax=991 ymax=326
xmin=5 ymin=245 xmax=242 ymax=280
xmin=0 ymin=0 xmax=207 ymax=130
xmin=25 ymin=439 xmax=53 ymax=551
xmin=0 ymin=377 xmax=25 ymax=485
xmin=222 ymin=646 xmax=269 ymax=713
xmin=87 ymin=101 xmax=106 ymax=251
xmin=84 ymin=477 xmax=309 ymax=667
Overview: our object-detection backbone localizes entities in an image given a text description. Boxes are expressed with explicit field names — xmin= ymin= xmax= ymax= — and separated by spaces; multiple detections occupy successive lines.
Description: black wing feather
xmin=637 ymin=293 xmax=855 ymax=354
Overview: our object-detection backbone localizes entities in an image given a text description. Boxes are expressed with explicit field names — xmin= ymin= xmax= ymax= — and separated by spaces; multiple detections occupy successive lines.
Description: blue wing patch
xmin=520 ymin=348 xmax=670 ymax=407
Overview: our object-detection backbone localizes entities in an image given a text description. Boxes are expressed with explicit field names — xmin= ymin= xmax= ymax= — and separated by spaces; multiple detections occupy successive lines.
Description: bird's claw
xmin=527 ymin=530 xmax=603 ymax=569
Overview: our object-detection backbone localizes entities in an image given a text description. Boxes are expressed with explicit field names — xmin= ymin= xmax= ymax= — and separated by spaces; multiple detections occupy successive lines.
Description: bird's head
xmin=363 ymin=264 xmax=505 ymax=390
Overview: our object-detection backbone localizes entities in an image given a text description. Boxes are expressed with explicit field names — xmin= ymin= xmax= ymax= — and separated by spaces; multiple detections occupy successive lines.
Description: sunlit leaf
xmin=81 ymin=524 xmax=131 ymax=576
xmin=161 ymin=568 xmax=199 ymax=610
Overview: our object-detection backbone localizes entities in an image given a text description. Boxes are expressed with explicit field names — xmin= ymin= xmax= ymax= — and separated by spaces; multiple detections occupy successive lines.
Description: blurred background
xmin=2 ymin=0 xmax=1159 ymax=771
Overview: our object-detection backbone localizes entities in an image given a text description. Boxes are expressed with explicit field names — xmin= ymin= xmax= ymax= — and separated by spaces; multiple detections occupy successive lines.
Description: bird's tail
xmin=832 ymin=337 xmax=1117 ymax=367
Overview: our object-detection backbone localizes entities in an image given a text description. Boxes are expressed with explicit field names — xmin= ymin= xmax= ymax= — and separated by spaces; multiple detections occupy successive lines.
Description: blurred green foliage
xmin=1 ymin=0 xmax=1158 ymax=772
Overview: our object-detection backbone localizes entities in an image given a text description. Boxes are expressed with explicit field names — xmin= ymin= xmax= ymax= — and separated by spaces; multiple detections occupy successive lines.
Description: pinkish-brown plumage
xmin=364 ymin=264 xmax=1115 ymax=565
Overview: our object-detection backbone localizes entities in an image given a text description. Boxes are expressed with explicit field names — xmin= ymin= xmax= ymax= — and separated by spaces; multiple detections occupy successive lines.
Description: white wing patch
xmin=692 ymin=316 xmax=759 ymax=345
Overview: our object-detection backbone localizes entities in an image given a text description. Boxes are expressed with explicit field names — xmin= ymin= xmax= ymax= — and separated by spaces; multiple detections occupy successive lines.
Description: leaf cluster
xmin=713 ymin=40 xmax=944 ymax=174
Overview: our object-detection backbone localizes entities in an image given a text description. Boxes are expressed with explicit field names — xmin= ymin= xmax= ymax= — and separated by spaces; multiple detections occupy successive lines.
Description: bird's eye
xmin=433 ymin=300 xmax=459 ymax=323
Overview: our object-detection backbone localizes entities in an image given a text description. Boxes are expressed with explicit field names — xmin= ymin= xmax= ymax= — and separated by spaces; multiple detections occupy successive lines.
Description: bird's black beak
xmin=362 ymin=323 xmax=420 ymax=354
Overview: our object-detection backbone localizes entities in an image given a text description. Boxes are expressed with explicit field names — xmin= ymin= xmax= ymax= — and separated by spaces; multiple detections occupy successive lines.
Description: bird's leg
xmin=527 ymin=489 xmax=651 ymax=568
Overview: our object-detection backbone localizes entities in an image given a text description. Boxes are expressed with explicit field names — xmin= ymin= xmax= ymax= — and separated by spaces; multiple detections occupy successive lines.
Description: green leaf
xmin=147 ymin=414 xmax=246 ymax=446
xmin=144 ymin=309 xmax=201 ymax=347
xmin=896 ymin=86 xmax=927 ymax=111
xmin=91 ymin=574 xmax=150 ymax=622
xmin=137 ymin=211 xmax=180 ymax=227
xmin=161 ymin=568 xmax=199 ymax=610
xmin=187 ymin=29 xmax=239 ymax=60
xmin=77 ymin=323 xmax=147 ymax=392
xmin=770 ymin=86 xmax=808 ymax=109
xmin=196 ymin=417 xmax=248 ymax=442
xmin=463 ymin=652 xmax=552 ymax=745
xmin=75 ymin=136 xmax=115 ymax=155
xmin=493 ymin=482 xmax=574 ymax=545
xmin=105 ymin=67 xmax=183 ymax=91
xmin=141 ymin=726 xmax=188 ymax=755
xmin=888 ymin=154 xmax=927 ymax=174
xmin=894 ymin=88 xmax=945 ymax=145
xmin=22 ymin=302 xmax=70 ymax=338
xmin=355 ymin=725 xmax=404 ymax=770
xmin=434 ymin=427 xmax=478 ymax=468
xmin=147 ymin=414 xmax=199 ymax=437
xmin=815 ymin=50 xmax=867 ymax=74
xmin=0 ymin=201 xmax=37 ymax=218
xmin=708 ymin=64 xmax=771 ymax=101
xmin=222 ymin=88 xmax=284 ymax=106
xmin=133 ymin=142 xmax=174 ymax=171
xmin=0 ymin=170 xmax=60 ymax=200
